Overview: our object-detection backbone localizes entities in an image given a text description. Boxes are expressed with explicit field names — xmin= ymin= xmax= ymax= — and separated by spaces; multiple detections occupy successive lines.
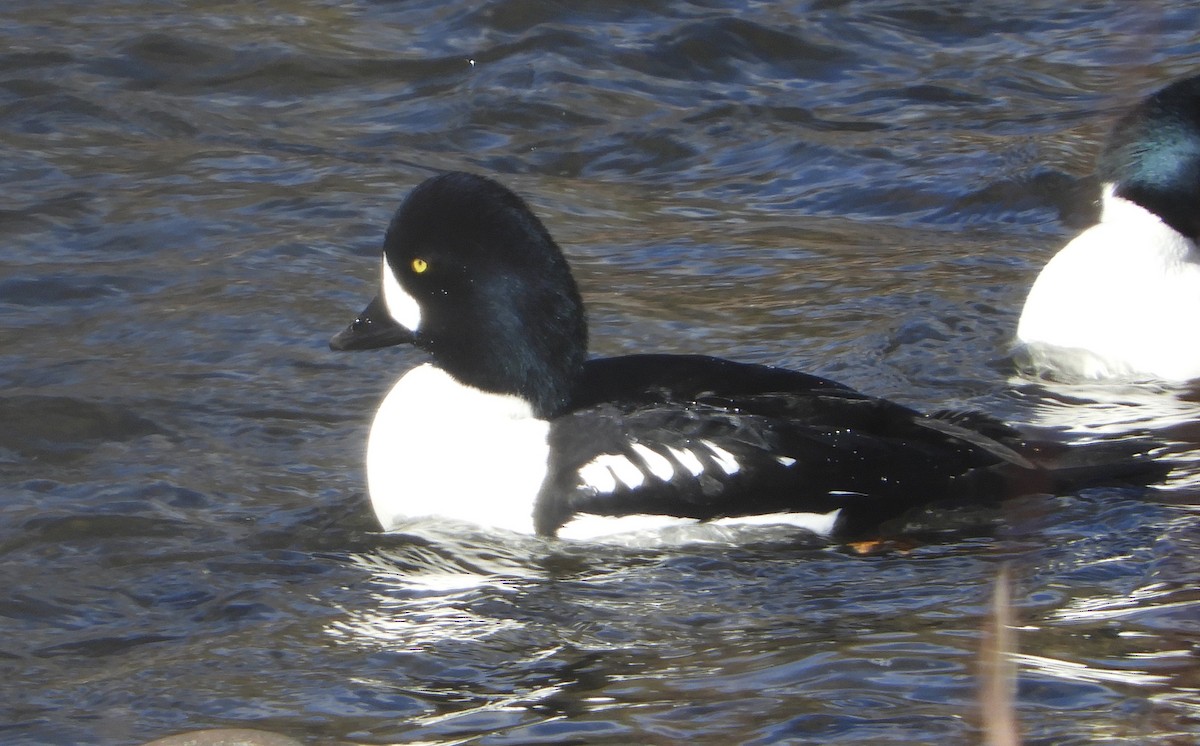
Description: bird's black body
xmin=333 ymin=172 xmax=1164 ymax=540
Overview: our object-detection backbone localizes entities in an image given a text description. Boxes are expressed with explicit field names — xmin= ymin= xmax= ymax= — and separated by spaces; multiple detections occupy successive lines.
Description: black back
xmin=533 ymin=354 xmax=1042 ymax=538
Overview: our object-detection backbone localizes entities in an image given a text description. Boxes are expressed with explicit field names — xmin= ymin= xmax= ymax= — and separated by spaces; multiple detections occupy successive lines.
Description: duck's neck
xmin=1099 ymin=184 xmax=1197 ymax=262
xmin=1105 ymin=177 xmax=1200 ymax=245
xmin=426 ymin=319 xmax=587 ymax=420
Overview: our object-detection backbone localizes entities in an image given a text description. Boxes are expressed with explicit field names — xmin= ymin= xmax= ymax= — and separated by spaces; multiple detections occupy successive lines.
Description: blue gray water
xmin=3 ymin=1 xmax=1199 ymax=743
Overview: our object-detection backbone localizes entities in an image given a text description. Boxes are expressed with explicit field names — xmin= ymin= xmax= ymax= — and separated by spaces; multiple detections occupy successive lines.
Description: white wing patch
xmin=578 ymin=439 xmax=750 ymax=495
xmin=607 ymin=455 xmax=646 ymax=489
xmin=579 ymin=453 xmax=645 ymax=493
xmin=577 ymin=460 xmax=617 ymax=494
xmin=631 ymin=443 xmax=675 ymax=481
xmin=700 ymin=439 xmax=741 ymax=476
xmin=666 ymin=445 xmax=705 ymax=477
xmin=775 ymin=455 xmax=797 ymax=467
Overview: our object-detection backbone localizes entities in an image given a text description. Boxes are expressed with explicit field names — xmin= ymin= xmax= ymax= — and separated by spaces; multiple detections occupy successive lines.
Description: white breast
xmin=365 ymin=364 xmax=551 ymax=533
xmin=1017 ymin=187 xmax=1200 ymax=381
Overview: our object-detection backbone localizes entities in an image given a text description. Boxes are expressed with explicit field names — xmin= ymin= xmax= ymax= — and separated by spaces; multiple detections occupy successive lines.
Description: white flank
xmin=366 ymin=364 xmax=550 ymax=534
xmin=700 ymin=439 xmax=741 ymax=476
xmin=1017 ymin=186 xmax=1200 ymax=381
xmin=557 ymin=509 xmax=843 ymax=543
xmin=556 ymin=513 xmax=699 ymax=541
xmin=711 ymin=509 xmax=842 ymax=537
xmin=775 ymin=455 xmax=798 ymax=467
xmin=380 ymin=256 xmax=422 ymax=332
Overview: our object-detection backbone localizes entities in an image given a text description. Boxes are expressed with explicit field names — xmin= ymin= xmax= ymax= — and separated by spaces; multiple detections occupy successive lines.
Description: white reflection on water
xmin=1052 ymin=581 xmax=1200 ymax=624
xmin=325 ymin=529 xmax=544 ymax=650
xmin=400 ymin=681 xmax=568 ymax=731
xmin=1016 ymin=652 xmax=1171 ymax=687
xmin=1009 ymin=378 xmax=1200 ymax=489
xmin=1009 ymin=378 xmax=1200 ymax=436
xmin=327 ymin=583 xmax=526 ymax=650
xmin=1012 ymin=537 xmax=1200 ymax=721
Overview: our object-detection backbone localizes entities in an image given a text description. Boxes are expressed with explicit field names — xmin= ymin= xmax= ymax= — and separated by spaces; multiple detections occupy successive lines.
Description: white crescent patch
xmin=381 ymin=256 xmax=422 ymax=332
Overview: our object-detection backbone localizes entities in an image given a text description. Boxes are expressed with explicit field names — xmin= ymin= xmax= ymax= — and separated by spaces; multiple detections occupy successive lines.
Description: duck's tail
xmin=1022 ymin=436 xmax=1171 ymax=494
xmin=926 ymin=409 xmax=1172 ymax=498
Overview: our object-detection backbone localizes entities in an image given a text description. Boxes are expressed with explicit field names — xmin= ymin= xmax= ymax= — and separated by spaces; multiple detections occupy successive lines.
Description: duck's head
xmin=1098 ymin=73 xmax=1200 ymax=241
xmin=331 ymin=172 xmax=588 ymax=418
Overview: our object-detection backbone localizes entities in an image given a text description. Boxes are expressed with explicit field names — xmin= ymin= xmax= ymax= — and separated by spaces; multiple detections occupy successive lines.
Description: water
xmin=2 ymin=1 xmax=1199 ymax=743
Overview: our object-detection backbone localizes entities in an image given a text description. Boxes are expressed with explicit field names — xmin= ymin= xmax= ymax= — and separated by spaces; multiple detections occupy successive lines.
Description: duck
xmin=332 ymin=171 xmax=1161 ymax=541
xmin=1016 ymin=73 xmax=1200 ymax=381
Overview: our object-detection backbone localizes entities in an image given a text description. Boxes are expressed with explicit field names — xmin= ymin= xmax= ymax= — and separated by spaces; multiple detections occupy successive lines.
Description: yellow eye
xmin=411 ymin=258 xmax=428 ymax=274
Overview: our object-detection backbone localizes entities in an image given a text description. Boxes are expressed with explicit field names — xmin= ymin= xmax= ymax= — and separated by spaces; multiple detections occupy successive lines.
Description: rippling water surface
xmin=3 ymin=1 xmax=1199 ymax=743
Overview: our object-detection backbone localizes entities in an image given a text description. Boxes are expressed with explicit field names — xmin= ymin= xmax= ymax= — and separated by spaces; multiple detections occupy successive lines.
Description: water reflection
xmin=1053 ymin=579 xmax=1200 ymax=625
xmin=1010 ymin=378 xmax=1200 ymax=439
xmin=1008 ymin=377 xmax=1200 ymax=489
xmin=327 ymin=532 xmax=542 ymax=650
xmin=1008 ymin=497 xmax=1200 ymax=728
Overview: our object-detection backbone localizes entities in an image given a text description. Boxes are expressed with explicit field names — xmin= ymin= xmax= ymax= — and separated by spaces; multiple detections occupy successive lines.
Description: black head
xmin=331 ymin=172 xmax=589 ymax=418
xmin=1098 ymin=73 xmax=1200 ymax=240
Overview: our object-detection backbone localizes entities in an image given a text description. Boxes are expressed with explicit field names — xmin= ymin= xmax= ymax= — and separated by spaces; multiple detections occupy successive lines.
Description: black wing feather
xmin=531 ymin=354 xmax=1165 ymax=538
xmin=534 ymin=397 xmax=1004 ymax=537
